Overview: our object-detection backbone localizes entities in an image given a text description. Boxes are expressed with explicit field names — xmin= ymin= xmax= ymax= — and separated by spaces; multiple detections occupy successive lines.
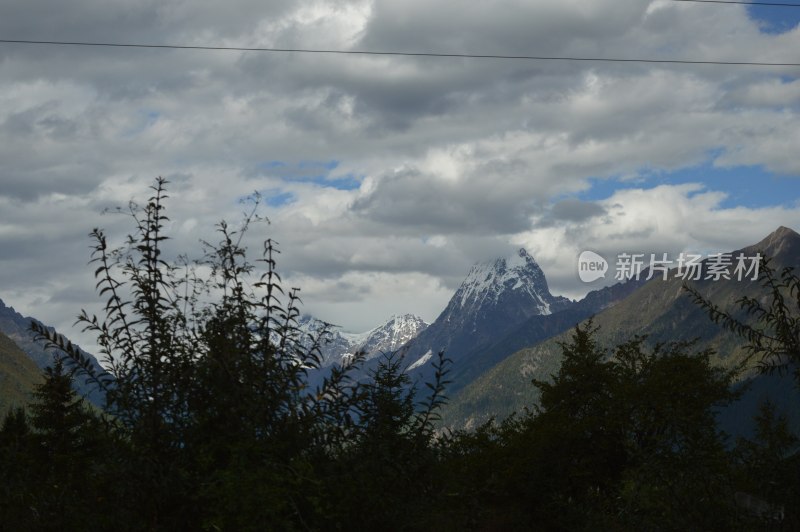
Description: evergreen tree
xmin=0 ymin=407 xmax=34 ymax=531
xmin=322 ymin=351 xmax=449 ymax=530
xmin=438 ymin=322 xmax=740 ymax=530
xmin=687 ymin=256 xmax=800 ymax=526
xmin=732 ymin=401 xmax=799 ymax=527
xmin=25 ymin=178 xmax=452 ymax=530
xmin=0 ymin=359 xmax=118 ymax=531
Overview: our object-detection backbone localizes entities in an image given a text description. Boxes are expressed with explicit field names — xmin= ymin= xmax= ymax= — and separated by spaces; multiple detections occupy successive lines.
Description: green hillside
xmin=0 ymin=330 xmax=42 ymax=415
xmin=441 ymin=226 xmax=800 ymax=430
xmin=0 ymin=298 xmax=106 ymax=406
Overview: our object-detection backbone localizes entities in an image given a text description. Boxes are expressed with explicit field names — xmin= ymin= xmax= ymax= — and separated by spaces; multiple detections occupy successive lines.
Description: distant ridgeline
xmin=1 ymin=226 xmax=799 ymax=439
xmin=0 ymin=299 xmax=105 ymax=407
xmin=438 ymin=226 xmax=800 ymax=439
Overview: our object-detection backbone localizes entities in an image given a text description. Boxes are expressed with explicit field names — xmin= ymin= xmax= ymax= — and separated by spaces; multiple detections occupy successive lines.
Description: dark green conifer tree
xmin=0 ymin=407 xmax=34 ymax=531
xmin=25 ymin=177 xmax=453 ymax=530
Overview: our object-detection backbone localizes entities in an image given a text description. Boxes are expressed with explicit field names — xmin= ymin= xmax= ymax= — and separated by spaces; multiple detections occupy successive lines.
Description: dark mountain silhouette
xmin=440 ymin=227 xmax=800 ymax=433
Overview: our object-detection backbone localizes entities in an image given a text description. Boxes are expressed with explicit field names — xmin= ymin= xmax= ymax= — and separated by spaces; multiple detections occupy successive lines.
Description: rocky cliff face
xmin=296 ymin=313 xmax=429 ymax=367
xmin=402 ymin=249 xmax=572 ymax=375
xmin=354 ymin=314 xmax=429 ymax=358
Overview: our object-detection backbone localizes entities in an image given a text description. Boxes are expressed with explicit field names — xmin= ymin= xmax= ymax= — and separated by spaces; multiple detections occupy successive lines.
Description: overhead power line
xmin=0 ymin=39 xmax=798 ymax=67
xmin=672 ymin=0 xmax=800 ymax=7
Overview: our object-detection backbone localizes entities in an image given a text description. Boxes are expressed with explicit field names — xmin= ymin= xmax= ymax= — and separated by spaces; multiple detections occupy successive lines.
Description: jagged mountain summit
xmin=355 ymin=314 xmax=429 ymax=358
xmin=296 ymin=313 xmax=429 ymax=367
xmin=402 ymin=249 xmax=572 ymax=379
xmin=440 ymin=226 xmax=800 ymax=432
xmin=452 ymin=248 xmax=568 ymax=319
xmin=295 ymin=314 xmax=361 ymax=367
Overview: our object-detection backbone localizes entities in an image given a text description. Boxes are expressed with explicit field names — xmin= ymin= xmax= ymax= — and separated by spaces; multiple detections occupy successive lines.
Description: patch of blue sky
xmin=263 ymin=190 xmax=296 ymax=208
xmin=296 ymin=160 xmax=339 ymax=171
xmin=256 ymin=159 xmax=362 ymax=190
xmin=260 ymin=160 xmax=287 ymax=169
xmin=122 ymin=109 xmax=160 ymax=138
xmin=288 ymin=173 xmax=362 ymax=190
xmin=578 ymin=157 xmax=799 ymax=209
xmin=747 ymin=4 xmax=800 ymax=35
xmin=257 ymin=160 xmax=338 ymax=175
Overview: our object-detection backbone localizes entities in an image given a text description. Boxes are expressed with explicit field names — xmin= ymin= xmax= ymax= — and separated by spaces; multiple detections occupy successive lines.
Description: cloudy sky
xmin=1 ymin=0 xmax=799 ymax=350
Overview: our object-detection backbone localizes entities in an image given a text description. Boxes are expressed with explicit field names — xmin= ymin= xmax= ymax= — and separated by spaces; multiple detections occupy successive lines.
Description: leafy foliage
xmin=685 ymin=255 xmax=800 ymax=528
xmin=3 ymin=179 xmax=798 ymax=529
xmin=420 ymin=321 xmax=750 ymax=530
xmin=685 ymin=256 xmax=800 ymax=379
xmin=6 ymin=178 xmax=451 ymax=530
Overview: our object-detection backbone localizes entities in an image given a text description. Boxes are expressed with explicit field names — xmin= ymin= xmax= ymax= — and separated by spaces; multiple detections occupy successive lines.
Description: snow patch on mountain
xmin=456 ymin=249 xmax=556 ymax=315
xmin=296 ymin=313 xmax=429 ymax=367
xmin=407 ymin=350 xmax=433 ymax=372
xmin=400 ymin=248 xmax=572 ymax=376
xmin=356 ymin=314 xmax=429 ymax=358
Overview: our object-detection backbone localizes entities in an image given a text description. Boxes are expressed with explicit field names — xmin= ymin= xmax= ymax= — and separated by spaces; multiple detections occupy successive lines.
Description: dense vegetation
xmin=0 ymin=331 xmax=42 ymax=413
xmin=1 ymin=179 xmax=798 ymax=530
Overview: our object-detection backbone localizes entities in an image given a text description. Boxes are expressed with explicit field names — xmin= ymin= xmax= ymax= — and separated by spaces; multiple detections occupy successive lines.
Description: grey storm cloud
xmin=550 ymin=199 xmax=607 ymax=223
xmin=349 ymin=166 xmax=542 ymax=235
xmin=0 ymin=0 xmax=297 ymax=46
xmin=0 ymin=0 xmax=798 ymax=337
xmin=275 ymin=234 xmax=467 ymax=278
xmin=358 ymin=0 xmax=649 ymax=57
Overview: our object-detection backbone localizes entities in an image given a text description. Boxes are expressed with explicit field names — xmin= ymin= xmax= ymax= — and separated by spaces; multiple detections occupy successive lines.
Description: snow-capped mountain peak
xmin=355 ymin=314 xmax=429 ymax=357
xmin=295 ymin=313 xmax=429 ymax=367
xmin=456 ymin=248 xmax=554 ymax=315
xmin=398 ymin=248 xmax=572 ymax=378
